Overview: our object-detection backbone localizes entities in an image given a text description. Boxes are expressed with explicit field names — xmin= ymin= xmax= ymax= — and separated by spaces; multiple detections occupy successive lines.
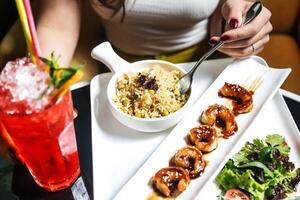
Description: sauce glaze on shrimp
xmin=188 ymin=125 xmax=218 ymax=152
xmin=152 ymin=167 xmax=190 ymax=197
xmin=172 ymin=146 xmax=206 ymax=179
xmin=218 ymin=82 xmax=253 ymax=114
xmin=201 ymin=104 xmax=238 ymax=138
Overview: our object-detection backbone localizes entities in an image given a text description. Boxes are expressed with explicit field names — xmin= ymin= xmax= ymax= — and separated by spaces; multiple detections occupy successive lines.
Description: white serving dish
xmin=90 ymin=57 xmax=299 ymax=200
xmin=113 ymin=57 xmax=291 ymax=199
xmin=91 ymin=42 xmax=193 ymax=132
xmin=90 ymin=58 xmax=232 ymax=200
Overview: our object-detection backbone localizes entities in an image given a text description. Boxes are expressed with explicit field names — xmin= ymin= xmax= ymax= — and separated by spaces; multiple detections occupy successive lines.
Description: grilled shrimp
xmin=219 ymin=82 xmax=253 ymax=114
xmin=188 ymin=125 xmax=218 ymax=152
xmin=172 ymin=146 xmax=206 ymax=179
xmin=152 ymin=167 xmax=190 ymax=197
xmin=201 ymin=104 xmax=238 ymax=138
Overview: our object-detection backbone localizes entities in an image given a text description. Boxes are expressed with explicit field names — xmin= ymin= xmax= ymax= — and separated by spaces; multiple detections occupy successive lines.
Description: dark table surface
xmin=0 ymin=85 xmax=300 ymax=200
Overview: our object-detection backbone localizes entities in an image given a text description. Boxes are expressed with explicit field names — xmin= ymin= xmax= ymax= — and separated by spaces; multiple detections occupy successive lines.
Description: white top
xmin=90 ymin=0 xmax=219 ymax=55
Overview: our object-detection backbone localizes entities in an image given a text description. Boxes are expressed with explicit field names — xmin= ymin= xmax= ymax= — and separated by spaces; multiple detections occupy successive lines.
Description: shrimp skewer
xmin=201 ymin=104 xmax=238 ymax=138
xmin=218 ymin=82 xmax=254 ymax=114
xmin=172 ymin=146 xmax=206 ymax=179
xmin=188 ymin=125 xmax=218 ymax=153
xmin=152 ymin=167 xmax=190 ymax=197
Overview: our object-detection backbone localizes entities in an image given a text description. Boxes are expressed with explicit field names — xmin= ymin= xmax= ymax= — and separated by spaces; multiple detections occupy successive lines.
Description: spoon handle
xmin=244 ymin=1 xmax=263 ymax=25
xmin=186 ymin=1 xmax=263 ymax=77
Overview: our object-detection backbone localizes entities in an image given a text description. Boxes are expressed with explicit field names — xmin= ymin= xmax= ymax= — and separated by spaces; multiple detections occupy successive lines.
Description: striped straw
xmin=15 ymin=0 xmax=36 ymax=63
xmin=23 ymin=0 xmax=41 ymax=62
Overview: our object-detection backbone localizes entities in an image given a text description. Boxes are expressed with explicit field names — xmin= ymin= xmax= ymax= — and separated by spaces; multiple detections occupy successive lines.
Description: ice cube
xmin=0 ymin=57 xmax=53 ymax=114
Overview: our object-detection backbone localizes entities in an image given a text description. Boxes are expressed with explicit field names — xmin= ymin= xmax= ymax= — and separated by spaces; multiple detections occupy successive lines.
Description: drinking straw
xmin=23 ymin=0 xmax=41 ymax=62
xmin=15 ymin=0 xmax=36 ymax=63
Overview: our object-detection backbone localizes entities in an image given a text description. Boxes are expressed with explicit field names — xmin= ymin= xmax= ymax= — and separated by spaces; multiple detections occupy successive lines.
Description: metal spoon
xmin=178 ymin=1 xmax=263 ymax=94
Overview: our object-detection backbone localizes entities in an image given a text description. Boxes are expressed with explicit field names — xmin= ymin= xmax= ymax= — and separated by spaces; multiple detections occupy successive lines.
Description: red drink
xmin=0 ymin=58 xmax=80 ymax=191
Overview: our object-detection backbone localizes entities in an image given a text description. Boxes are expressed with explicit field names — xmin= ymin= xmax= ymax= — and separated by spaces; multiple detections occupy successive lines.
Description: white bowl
xmin=91 ymin=42 xmax=193 ymax=132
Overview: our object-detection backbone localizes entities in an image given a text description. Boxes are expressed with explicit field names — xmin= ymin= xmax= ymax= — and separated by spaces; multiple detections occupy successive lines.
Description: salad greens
xmin=216 ymin=134 xmax=300 ymax=200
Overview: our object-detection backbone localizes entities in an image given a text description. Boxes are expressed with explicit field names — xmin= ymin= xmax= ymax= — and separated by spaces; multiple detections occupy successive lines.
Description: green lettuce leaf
xmin=216 ymin=160 xmax=267 ymax=200
xmin=238 ymin=161 xmax=274 ymax=178
xmin=265 ymin=134 xmax=290 ymax=156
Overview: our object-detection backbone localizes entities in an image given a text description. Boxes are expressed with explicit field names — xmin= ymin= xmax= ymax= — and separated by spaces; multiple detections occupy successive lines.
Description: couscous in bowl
xmin=92 ymin=42 xmax=193 ymax=132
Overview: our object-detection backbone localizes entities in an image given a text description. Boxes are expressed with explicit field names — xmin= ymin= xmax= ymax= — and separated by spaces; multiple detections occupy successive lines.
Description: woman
xmin=36 ymin=0 xmax=272 ymax=67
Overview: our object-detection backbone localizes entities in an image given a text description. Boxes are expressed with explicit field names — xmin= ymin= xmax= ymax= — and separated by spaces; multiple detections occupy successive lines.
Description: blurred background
xmin=0 ymin=0 xmax=299 ymax=94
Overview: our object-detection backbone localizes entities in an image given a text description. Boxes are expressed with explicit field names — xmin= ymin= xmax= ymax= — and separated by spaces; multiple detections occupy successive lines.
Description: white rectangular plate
xmin=90 ymin=57 xmax=297 ymax=200
xmin=90 ymin=58 xmax=233 ymax=200
xmin=112 ymin=57 xmax=291 ymax=200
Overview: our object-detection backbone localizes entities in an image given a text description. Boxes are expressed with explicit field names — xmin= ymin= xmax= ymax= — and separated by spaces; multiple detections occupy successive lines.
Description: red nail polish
xmin=229 ymin=19 xmax=239 ymax=29
xmin=209 ymin=39 xmax=217 ymax=44
xmin=220 ymin=35 xmax=230 ymax=41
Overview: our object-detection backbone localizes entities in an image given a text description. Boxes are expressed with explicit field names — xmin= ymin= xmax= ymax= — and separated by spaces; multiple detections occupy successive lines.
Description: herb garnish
xmin=40 ymin=53 xmax=84 ymax=89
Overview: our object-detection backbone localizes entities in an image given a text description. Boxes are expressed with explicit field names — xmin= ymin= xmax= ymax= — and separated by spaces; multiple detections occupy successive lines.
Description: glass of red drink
xmin=0 ymin=57 xmax=80 ymax=191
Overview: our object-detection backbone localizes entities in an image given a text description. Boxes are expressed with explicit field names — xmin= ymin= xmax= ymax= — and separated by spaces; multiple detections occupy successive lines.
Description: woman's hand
xmin=209 ymin=0 xmax=272 ymax=58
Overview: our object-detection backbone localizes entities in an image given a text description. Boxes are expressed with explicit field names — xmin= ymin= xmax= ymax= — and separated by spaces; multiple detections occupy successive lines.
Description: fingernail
xmin=229 ymin=19 xmax=239 ymax=29
xmin=209 ymin=39 xmax=218 ymax=45
xmin=220 ymin=35 xmax=230 ymax=41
